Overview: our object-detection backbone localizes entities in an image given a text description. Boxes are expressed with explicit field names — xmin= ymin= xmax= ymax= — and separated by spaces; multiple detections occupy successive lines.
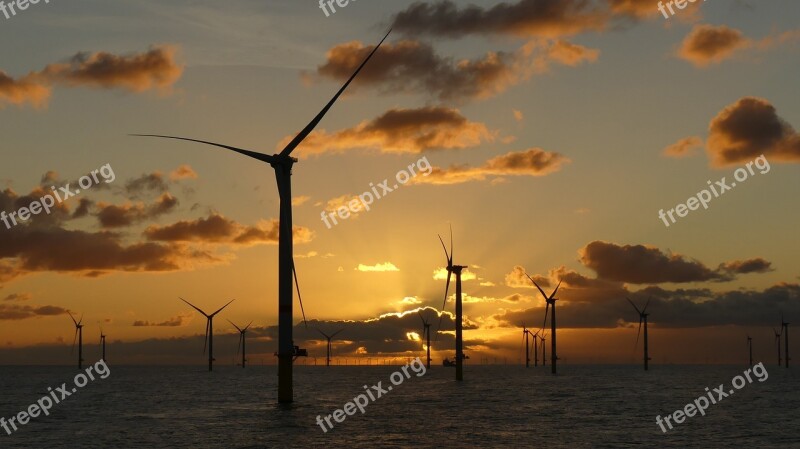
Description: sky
xmin=1 ymin=0 xmax=799 ymax=366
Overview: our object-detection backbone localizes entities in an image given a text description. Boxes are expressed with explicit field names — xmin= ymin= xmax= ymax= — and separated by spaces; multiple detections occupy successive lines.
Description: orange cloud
xmin=143 ymin=213 xmax=313 ymax=246
xmin=412 ymin=148 xmax=570 ymax=185
xmin=662 ymin=136 xmax=704 ymax=158
xmin=677 ymin=25 xmax=750 ymax=67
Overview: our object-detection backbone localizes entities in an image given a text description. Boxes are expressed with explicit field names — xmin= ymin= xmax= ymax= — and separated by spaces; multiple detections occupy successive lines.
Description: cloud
xmin=706 ymin=97 xmax=800 ymax=165
xmin=292 ymin=195 xmax=311 ymax=206
xmin=662 ymin=136 xmax=704 ymax=158
xmin=2 ymin=293 xmax=31 ymax=302
xmin=505 ymin=265 xmax=549 ymax=288
xmin=0 ymin=71 xmax=50 ymax=109
xmin=433 ymin=267 xmax=477 ymax=281
xmin=719 ymin=258 xmax=773 ymax=275
xmin=95 ymin=193 xmax=178 ymax=228
xmin=513 ymin=109 xmax=524 ymax=122
xmin=0 ymin=45 xmax=183 ymax=109
xmin=677 ymin=25 xmax=750 ymax=67
xmin=309 ymin=38 xmax=598 ymax=102
xmin=356 ymin=262 xmax=400 ymax=272
xmin=133 ymin=313 xmax=192 ymax=327
xmin=285 ymin=107 xmax=495 ymax=156
xmin=390 ymin=0 xmax=608 ymax=39
xmin=126 ymin=172 xmax=169 ymax=196
xmin=169 ymin=165 xmax=198 ymax=181
xmin=41 ymin=45 xmax=183 ymax=93
xmin=143 ymin=213 xmax=313 ymax=246
xmin=411 ymin=148 xmax=570 ymax=185
xmin=578 ymin=241 xmax=772 ymax=284
xmin=0 ymin=304 xmax=68 ymax=321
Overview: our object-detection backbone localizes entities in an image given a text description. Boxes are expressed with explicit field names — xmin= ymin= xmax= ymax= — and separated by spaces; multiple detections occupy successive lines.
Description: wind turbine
xmin=747 ymin=335 xmax=753 ymax=367
xmin=522 ymin=324 xmax=534 ymax=368
xmin=436 ymin=226 xmax=468 ymax=381
xmin=774 ymin=327 xmax=782 ymax=366
xmin=419 ymin=311 xmax=432 ymax=369
xmin=782 ymin=316 xmax=790 ymax=368
xmin=532 ymin=329 xmax=540 ymax=367
xmin=68 ymin=312 xmax=84 ymax=369
xmin=627 ymin=297 xmax=651 ymax=371
xmin=180 ymin=297 xmax=235 ymax=372
xmin=317 ymin=328 xmax=344 ymax=367
xmin=133 ymin=30 xmax=390 ymax=403
xmin=228 ymin=320 xmax=253 ymax=368
xmin=100 ymin=326 xmax=106 ymax=362
xmin=527 ymin=274 xmax=562 ymax=375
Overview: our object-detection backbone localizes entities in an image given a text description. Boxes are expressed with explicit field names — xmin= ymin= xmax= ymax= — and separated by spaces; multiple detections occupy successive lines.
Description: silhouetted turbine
xmin=419 ymin=311 xmax=432 ymax=369
xmin=133 ymin=29 xmax=390 ymax=403
xmin=527 ymin=274 xmax=562 ymax=375
xmin=774 ymin=327 xmax=782 ymax=366
xmin=522 ymin=323 xmax=534 ymax=368
xmin=180 ymin=297 xmax=235 ymax=371
xmin=229 ymin=320 xmax=253 ymax=368
xmin=627 ymin=297 xmax=651 ymax=371
xmin=100 ymin=327 xmax=106 ymax=362
xmin=436 ymin=225 xmax=468 ymax=381
xmin=317 ymin=328 xmax=344 ymax=367
xmin=782 ymin=316 xmax=790 ymax=368
xmin=69 ymin=312 xmax=84 ymax=370
xmin=747 ymin=335 xmax=753 ymax=367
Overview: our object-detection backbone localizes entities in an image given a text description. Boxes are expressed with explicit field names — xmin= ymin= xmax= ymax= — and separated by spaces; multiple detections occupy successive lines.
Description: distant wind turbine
xmin=133 ymin=29 xmax=390 ymax=403
xmin=747 ymin=335 xmax=753 ymax=367
xmin=774 ymin=327 xmax=782 ymax=366
xmin=68 ymin=312 xmax=84 ymax=369
xmin=100 ymin=326 xmax=106 ymax=362
xmin=228 ymin=320 xmax=253 ymax=368
xmin=782 ymin=315 xmax=790 ymax=368
xmin=436 ymin=225 xmax=468 ymax=381
xmin=522 ymin=324 xmax=534 ymax=368
xmin=180 ymin=297 xmax=235 ymax=371
xmin=317 ymin=328 xmax=344 ymax=367
xmin=627 ymin=297 xmax=651 ymax=371
xmin=532 ymin=329 xmax=540 ymax=367
xmin=540 ymin=333 xmax=547 ymax=366
xmin=419 ymin=311 xmax=432 ymax=369
xmin=527 ymin=274 xmax=562 ymax=375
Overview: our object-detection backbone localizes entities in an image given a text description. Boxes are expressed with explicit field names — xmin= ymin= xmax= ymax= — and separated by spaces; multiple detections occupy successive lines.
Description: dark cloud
xmin=719 ymin=258 xmax=773 ymax=275
xmin=144 ymin=213 xmax=313 ymax=246
xmin=125 ymin=172 xmax=169 ymax=196
xmin=707 ymin=97 xmax=800 ymax=165
xmin=412 ymin=148 xmax=570 ymax=185
xmin=2 ymin=293 xmax=31 ymax=302
xmin=95 ymin=193 xmax=178 ymax=228
xmin=133 ymin=314 xmax=191 ymax=327
xmin=390 ymin=0 xmax=608 ymax=39
xmin=579 ymin=241 xmax=734 ymax=284
xmin=677 ymin=24 xmax=750 ymax=67
xmin=0 ymin=303 xmax=68 ymax=321
xmin=309 ymin=38 xmax=597 ymax=102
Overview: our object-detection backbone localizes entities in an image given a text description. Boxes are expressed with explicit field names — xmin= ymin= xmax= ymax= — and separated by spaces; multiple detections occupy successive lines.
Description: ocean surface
xmin=0 ymin=364 xmax=797 ymax=448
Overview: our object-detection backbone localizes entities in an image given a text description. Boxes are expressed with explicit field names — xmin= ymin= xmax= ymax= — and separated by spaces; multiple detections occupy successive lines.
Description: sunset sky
xmin=1 ymin=0 xmax=799 ymax=366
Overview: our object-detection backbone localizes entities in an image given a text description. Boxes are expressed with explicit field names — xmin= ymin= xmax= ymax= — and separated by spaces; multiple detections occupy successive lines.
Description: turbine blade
xmin=68 ymin=311 xmax=78 ymax=326
xmin=317 ymin=328 xmax=330 ymax=340
xmin=244 ymin=321 xmax=253 ymax=331
xmin=526 ymin=274 xmax=549 ymax=301
xmin=210 ymin=298 xmax=235 ymax=317
xmin=331 ymin=329 xmax=344 ymax=339
xmin=179 ymin=297 xmax=210 ymax=317
xmin=279 ymin=29 xmax=391 ymax=157
xmin=203 ymin=320 xmax=210 ymax=354
xmin=227 ymin=319 xmax=243 ymax=333
xmin=435 ymin=269 xmax=452 ymax=336
xmin=635 ymin=317 xmax=643 ymax=349
xmin=643 ymin=298 xmax=651 ymax=314
xmin=292 ymin=259 xmax=309 ymax=328
xmin=449 ymin=224 xmax=453 ymax=264
xmin=542 ymin=302 xmax=550 ymax=331
xmin=237 ymin=333 xmax=243 ymax=356
xmin=437 ymin=234 xmax=450 ymax=262
xmin=550 ymin=280 xmax=563 ymax=299
xmin=131 ymin=135 xmax=276 ymax=164
xmin=626 ymin=297 xmax=642 ymax=315
xmin=71 ymin=328 xmax=78 ymax=354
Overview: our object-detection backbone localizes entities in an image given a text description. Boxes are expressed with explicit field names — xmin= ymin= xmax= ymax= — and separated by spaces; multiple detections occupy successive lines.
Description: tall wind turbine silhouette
xmin=419 ymin=311 xmax=432 ymax=369
xmin=782 ymin=316 xmax=790 ymax=368
xmin=747 ymin=335 xmax=753 ymax=367
xmin=228 ymin=320 xmax=252 ymax=368
xmin=133 ymin=30 xmax=390 ymax=403
xmin=774 ymin=327 xmax=783 ymax=366
xmin=627 ymin=297 xmax=651 ymax=371
xmin=527 ymin=274 xmax=561 ymax=375
xmin=437 ymin=226 xmax=468 ymax=381
xmin=180 ymin=298 xmax=235 ymax=371
xmin=532 ymin=329 xmax=540 ymax=367
xmin=69 ymin=312 xmax=84 ymax=369
xmin=317 ymin=328 xmax=344 ymax=367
